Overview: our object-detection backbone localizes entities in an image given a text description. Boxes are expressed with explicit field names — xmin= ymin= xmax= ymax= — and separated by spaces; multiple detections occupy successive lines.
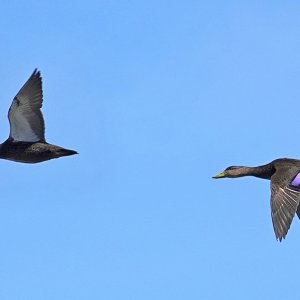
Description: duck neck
xmin=242 ymin=163 xmax=275 ymax=180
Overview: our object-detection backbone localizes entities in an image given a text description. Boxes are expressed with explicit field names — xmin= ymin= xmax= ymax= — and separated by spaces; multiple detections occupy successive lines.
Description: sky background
xmin=0 ymin=1 xmax=300 ymax=299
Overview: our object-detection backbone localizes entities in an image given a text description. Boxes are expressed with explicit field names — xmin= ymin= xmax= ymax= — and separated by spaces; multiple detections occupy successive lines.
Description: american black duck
xmin=213 ymin=158 xmax=300 ymax=241
xmin=0 ymin=69 xmax=77 ymax=163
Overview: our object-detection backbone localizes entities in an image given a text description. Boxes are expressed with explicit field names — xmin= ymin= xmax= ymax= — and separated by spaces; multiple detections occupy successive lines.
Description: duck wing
xmin=8 ymin=69 xmax=45 ymax=142
xmin=296 ymin=206 xmax=300 ymax=219
xmin=271 ymin=169 xmax=300 ymax=241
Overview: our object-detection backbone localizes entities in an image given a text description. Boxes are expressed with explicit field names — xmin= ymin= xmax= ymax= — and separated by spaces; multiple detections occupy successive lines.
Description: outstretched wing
xmin=8 ymin=69 xmax=45 ymax=142
xmin=271 ymin=171 xmax=300 ymax=241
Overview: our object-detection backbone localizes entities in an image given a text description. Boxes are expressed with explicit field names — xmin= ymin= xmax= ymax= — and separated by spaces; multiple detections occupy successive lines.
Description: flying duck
xmin=0 ymin=69 xmax=77 ymax=163
xmin=213 ymin=158 xmax=300 ymax=241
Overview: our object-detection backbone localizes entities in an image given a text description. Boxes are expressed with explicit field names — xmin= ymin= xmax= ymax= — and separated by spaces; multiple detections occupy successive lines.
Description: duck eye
xmin=225 ymin=166 xmax=239 ymax=171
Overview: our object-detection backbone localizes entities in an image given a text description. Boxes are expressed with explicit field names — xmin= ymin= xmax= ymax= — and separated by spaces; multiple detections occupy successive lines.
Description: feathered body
xmin=0 ymin=140 xmax=76 ymax=163
xmin=0 ymin=69 xmax=77 ymax=163
xmin=213 ymin=158 xmax=300 ymax=241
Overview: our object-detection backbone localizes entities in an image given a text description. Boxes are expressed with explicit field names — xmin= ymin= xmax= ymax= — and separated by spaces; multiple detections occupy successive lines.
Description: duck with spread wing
xmin=0 ymin=69 xmax=77 ymax=163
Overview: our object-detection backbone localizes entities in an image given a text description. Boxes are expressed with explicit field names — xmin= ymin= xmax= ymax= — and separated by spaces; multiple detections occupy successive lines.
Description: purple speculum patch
xmin=291 ymin=172 xmax=300 ymax=187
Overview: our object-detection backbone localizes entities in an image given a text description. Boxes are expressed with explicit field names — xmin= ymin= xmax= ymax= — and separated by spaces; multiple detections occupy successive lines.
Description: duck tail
xmin=57 ymin=148 xmax=78 ymax=157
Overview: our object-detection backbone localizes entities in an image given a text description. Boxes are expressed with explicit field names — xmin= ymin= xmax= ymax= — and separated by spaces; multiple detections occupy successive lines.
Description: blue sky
xmin=0 ymin=1 xmax=300 ymax=299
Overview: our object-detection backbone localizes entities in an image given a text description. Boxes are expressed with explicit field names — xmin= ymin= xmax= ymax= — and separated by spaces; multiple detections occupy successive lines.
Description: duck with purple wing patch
xmin=0 ymin=69 xmax=77 ymax=163
xmin=213 ymin=158 xmax=300 ymax=241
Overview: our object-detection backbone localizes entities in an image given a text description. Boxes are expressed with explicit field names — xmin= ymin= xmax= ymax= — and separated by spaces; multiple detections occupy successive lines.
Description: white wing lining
xmin=8 ymin=69 xmax=45 ymax=142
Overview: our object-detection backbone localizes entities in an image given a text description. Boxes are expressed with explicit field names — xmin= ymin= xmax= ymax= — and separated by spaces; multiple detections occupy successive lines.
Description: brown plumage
xmin=0 ymin=69 xmax=77 ymax=163
xmin=213 ymin=158 xmax=300 ymax=241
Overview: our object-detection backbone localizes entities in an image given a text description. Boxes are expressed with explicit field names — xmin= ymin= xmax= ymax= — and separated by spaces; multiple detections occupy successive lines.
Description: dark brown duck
xmin=213 ymin=158 xmax=300 ymax=241
xmin=0 ymin=69 xmax=77 ymax=163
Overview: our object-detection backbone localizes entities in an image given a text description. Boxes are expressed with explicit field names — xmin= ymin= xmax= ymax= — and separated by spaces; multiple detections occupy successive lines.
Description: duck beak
xmin=212 ymin=172 xmax=226 ymax=179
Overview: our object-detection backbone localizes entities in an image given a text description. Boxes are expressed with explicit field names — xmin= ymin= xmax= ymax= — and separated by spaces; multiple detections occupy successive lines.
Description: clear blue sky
xmin=0 ymin=1 xmax=300 ymax=299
